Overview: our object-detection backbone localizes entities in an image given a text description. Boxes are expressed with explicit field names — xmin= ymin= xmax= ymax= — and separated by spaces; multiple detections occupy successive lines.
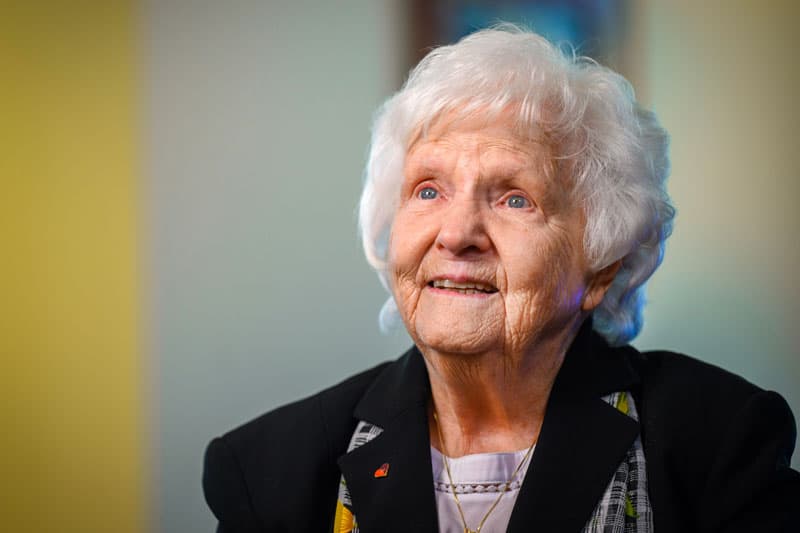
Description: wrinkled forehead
xmin=405 ymin=107 xmax=559 ymax=181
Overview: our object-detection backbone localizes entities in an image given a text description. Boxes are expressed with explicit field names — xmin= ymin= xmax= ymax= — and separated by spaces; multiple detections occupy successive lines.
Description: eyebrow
xmin=476 ymin=157 xmax=547 ymax=189
xmin=406 ymin=150 xmax=446 ymax=175
xmin=406 ymin=139 xmax=550 ymax=184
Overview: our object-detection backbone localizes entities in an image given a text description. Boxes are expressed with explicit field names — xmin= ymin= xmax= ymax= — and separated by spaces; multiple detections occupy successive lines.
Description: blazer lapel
xmin=337 ymin=348 xmax=439 ymax=532
xmin=506 ymin=395 xmax=639 ymax=532
xmin=337 ymin=323 xmax=642 ymax=533
xmin=508 ymin=325 xmax=641 ymax=532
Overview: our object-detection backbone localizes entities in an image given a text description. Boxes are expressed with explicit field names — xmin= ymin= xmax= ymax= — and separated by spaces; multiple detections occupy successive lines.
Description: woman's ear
xmin=582 ymin=260 xmax=622 ymax=311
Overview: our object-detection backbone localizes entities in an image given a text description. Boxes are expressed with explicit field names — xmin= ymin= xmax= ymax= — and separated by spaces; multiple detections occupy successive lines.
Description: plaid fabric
xmin=582 ymin=392 xmax=653 ymax=532
xmin=333 ymin=421 xmax=383 ymax=533
xmin=333 ymin=392 xmax=652 ymax=532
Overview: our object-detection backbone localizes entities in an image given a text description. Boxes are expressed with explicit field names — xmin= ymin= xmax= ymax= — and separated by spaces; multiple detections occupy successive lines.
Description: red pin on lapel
xmin=373 ymin=462 xmax=390 ymax=478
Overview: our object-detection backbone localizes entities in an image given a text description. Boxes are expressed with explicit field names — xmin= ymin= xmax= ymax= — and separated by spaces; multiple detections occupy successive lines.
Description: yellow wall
xmin=0 ymin=3 xmax=146 ymax=532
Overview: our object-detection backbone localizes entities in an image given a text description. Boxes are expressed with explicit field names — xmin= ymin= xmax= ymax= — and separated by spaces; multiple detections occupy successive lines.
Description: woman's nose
xmin=435 ymin=196 xmax=492 ymax=257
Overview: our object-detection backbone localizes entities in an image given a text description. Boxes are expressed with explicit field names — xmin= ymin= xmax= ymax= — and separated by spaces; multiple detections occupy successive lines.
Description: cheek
xmin=388 ymin=218 xmax=419 ymax=280
xmin=504 ymin=230 xmax=567 ymax=292
xmin=501 ymin=229 xmax=585 ymax=330
xmin=387 ymin=216 xmax=427 ymax=312
xmin=388 ymin=205 xmax=441 ymax=275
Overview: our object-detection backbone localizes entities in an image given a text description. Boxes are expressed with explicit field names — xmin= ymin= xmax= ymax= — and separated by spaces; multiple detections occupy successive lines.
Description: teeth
xmin=432 ymin=279 xmax=497 ymax=293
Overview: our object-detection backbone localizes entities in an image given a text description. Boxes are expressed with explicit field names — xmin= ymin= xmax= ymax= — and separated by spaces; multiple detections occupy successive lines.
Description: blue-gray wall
xmin=145 ymin=2 xmax=411 ymax=531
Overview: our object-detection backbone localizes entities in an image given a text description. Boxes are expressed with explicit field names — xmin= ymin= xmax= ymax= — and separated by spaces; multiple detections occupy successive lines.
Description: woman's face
xmin=388 ymin=115 xmax=609 ymax=357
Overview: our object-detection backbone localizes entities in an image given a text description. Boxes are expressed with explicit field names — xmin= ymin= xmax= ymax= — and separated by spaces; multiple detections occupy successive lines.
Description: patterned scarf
xmin=584 ymin=391 xmax=653 ymax=532
xmin=333 ymin=391 xmax=652 ymax=532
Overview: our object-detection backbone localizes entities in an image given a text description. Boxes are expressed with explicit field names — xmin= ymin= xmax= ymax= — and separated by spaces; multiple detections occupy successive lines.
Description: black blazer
xmin=203 ymin=325 xmax=800 ymax=532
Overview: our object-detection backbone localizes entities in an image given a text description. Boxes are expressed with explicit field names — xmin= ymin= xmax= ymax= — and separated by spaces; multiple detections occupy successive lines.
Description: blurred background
xmin=2 ymin=0 xmax=798 ymax=531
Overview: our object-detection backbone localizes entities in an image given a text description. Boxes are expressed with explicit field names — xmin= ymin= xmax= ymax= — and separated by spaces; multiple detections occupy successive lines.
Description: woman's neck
xmin=423 ymin=327 xmax=576 ymax=457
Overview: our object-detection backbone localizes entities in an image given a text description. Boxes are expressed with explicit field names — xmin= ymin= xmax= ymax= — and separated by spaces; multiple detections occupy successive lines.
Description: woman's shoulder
xmin=202 ymin=358 xmax=394 ymax=531
xmin=632 ymin=348 xmax=762 ymax=391
xmin=624 ymin=348 xmax=799 ymax=531
xmin=628 ymin=348 xmax=793 ymax=424
xmin=214 ymin=358 xmax=394 ymax=459
xmin=626 ymin=347 xmax=796 ymax=453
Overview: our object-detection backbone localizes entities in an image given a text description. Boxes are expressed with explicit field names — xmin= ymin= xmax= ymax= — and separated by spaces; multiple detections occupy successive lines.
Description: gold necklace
xmin=433 ymin=412 xmax=536 ymax=533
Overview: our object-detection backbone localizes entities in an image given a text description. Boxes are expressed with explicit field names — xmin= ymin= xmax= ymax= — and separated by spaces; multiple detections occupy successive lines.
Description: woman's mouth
xmin=427 ymin=279 xmax=498 ymax=295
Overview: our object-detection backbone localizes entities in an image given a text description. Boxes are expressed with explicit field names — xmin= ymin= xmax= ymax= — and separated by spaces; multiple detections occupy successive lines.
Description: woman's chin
xmin=412 ymin=301 xmax=504 ymax=355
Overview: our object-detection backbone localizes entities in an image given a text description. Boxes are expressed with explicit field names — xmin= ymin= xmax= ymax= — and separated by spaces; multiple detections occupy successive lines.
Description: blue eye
xmin=506 ymin=194 xmax=528 ymax=208
xmin=419 ymin=187 xmax=438 ymax=200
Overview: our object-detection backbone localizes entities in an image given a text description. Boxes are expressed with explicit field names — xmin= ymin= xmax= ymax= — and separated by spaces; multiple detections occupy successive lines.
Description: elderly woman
xmin=203 ymin=27 xmax=799 ymax=532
